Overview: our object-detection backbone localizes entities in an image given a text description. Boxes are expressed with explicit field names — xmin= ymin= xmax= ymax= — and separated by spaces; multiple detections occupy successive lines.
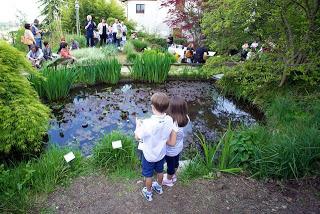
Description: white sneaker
xmin=172 ymin=174 xmax=177 ymax=183
xmin=164 ymin=173 xmax=177 ymax=183
xmin=162 ymin=176 xmax=174 ymax=187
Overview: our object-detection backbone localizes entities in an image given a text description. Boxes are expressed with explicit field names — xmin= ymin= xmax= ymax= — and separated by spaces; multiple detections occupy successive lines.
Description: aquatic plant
xmin=30 ymin=68 xmax=77 ymax=101
xmin=0 ymin=41 xmax=50 ymax=156
xmin=92 ymin=131 xmax=138 ymax=172
xmin=131 ymin=50 xmax=172 ymax=83
xmin=76 ymin=58 xmax=121 ymax=84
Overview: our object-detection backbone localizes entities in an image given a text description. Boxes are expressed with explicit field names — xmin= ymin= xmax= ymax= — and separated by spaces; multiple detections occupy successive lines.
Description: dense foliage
xmin=61 ymin=0 xmax=132 ymax=34
xmin=0 ymin=42 xmax=50 ymax=155
xmin=203 ymin=0 xmax=320 ymax=86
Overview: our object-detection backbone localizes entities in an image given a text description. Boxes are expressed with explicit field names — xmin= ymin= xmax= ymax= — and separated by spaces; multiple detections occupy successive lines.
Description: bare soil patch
xmin=38 ymin=174 xmax=320 ymax=214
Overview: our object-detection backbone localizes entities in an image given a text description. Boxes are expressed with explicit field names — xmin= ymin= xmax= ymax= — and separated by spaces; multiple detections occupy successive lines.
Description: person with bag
xmin=22 ymin=23 xmax=35 ymax=50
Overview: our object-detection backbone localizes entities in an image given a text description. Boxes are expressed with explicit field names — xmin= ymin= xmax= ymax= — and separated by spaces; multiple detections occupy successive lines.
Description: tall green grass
xmin=29 ymin=68 xmax=77 ymax=101
xmin=76 ymin=58 xmax=121 ymax=85
xmin=131 ymin=50 xmax=172 ymax=83
xmin=92 ymin=131 xmax=139 ymax=172
xmin=0 ymin=147 xmax=84 ymax=213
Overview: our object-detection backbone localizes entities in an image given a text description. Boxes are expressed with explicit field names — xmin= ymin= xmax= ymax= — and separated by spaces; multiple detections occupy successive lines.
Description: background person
xmin=85 ymin=15 xmax=96 ymax=47
xmin=194 ymin=44 xmax=209 ymax=64
xmin=112 ymin=19 xmax=121 ymax=46
xmin=60 ymin=42 xmax=76 ymax=64
xmin=22 ymin=23 xmax=35 ymax=50
xmin=70 ymin=38 xmax=80 ymax=50
xmin=42 ymin=41 xmax=53 ymax=60
xmin=98 ymin=18 xmax=108 ymax=46
xmin=167 ymin=34 xmax=173 ymax=47
xmin=31 ymin=19 xmax=42 ymax=48
xmin=26 ymin=45 xmax=44 ymax=68
xmin=121 ymin=21 xmax=127 ymax=46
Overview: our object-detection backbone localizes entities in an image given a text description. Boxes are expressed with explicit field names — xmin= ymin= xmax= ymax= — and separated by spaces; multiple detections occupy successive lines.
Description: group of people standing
xmin=85 ymin=15 xmax=127 ymax=47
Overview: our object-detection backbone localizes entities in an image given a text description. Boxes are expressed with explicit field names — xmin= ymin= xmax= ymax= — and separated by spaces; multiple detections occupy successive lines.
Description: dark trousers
xmin=112 ymin=32 xmax=120 ymax=47
xmin=100 ymin=34 xmax=107 ymax=46
xmin=165 ymin=154 xmax=180 ymax=175
xmin=86 ymin=36 xmax=94 ymax=47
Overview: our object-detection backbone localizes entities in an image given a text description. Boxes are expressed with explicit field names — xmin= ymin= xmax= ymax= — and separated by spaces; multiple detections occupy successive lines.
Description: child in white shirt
xmin=135 ymin=92 xmax=177 ymax=202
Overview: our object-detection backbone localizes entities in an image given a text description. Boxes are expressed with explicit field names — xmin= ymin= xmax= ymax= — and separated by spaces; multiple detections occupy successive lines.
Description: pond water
xmin=48 ymin=81 xmax=262 ymax=156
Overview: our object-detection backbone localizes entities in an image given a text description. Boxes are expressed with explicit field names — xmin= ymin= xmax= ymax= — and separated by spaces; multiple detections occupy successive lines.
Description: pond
xmin=48 ymin=81 xmax=262 ymax=156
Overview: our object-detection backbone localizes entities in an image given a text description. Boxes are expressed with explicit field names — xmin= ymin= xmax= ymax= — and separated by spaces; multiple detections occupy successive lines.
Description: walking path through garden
xmin=38 ymin=174 xmax=320 ymax=213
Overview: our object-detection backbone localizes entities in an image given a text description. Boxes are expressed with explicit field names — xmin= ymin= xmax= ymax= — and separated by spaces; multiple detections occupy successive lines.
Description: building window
xmin=136 ymin=4 xmax=145 ymax=13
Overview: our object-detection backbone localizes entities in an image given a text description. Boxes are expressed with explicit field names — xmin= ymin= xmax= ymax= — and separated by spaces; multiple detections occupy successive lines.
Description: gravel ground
xmin=36 ymin=174 xmax=320 ymax=214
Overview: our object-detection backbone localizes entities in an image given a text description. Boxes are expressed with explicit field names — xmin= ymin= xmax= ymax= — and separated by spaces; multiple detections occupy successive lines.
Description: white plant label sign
xmin=112 ymin=140 xmax=122 ymax=149
xmin=64 ymin=152 xmax=75 ymax=163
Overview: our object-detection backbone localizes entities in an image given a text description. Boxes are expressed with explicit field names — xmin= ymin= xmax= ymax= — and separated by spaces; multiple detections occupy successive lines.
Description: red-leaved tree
xmin=161 ymin=0 xmax=205 ymax=46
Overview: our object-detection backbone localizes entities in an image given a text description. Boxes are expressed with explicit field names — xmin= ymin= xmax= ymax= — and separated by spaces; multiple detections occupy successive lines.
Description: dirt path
xmin=37 ymin=174 xmax=320 ymax=214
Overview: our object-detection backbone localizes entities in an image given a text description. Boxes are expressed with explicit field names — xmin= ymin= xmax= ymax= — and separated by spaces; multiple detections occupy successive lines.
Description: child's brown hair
xmin=151 ymin=92 xmax=170 ymax=113
xmin=167 ymin=96 xmax=188 ymax=127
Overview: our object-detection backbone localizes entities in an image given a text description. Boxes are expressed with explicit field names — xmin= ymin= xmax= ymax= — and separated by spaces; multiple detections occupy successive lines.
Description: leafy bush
xmin=131 ymin=39 xmax=148 ymax=52
xmin=131 ymin=50 xmax=172 ymax=83
xmin=29 ymin=68 xmax=77 ymax=101
xmin=219 ymin=60 xmax=282 ymax=100
xmin=92 ymin=131 xmax=138 ymax=172
xmin=0 ymin=147 xmax=84 ymax=212
xmin=0 ymin=42 xmax=50 ymax=155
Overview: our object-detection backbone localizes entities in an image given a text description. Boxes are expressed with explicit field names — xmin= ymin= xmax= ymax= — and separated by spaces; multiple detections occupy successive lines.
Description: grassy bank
xmin=193 ymin=56 xmax=320 ymax=180
xmin=0 ymin=131 xmax=139 ymax=213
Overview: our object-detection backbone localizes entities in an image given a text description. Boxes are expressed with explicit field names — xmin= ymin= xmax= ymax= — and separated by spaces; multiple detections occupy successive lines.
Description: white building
xmin=121 ymin=0 xmax=171 ymax=37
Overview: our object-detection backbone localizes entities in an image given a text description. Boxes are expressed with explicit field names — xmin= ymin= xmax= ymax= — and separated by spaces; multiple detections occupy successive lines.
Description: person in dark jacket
xmin=194 ymin=45 xmax=209 ymax=64
xmin=85 ymin=15 xmax=96 ymax=47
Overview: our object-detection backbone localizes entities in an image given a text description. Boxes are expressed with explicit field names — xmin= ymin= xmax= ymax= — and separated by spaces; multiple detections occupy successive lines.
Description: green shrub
xmin=131 ymin=39 xmax=148 ymax=52
xmin=29 ymin=68 xmax=77 ymax=101
xmin=0 ymin=147 xmax=84 ymax=212
xmin=131 ymin=50 xmax=172 ymax=83
xmin=72 ymin=45 xmax=118 ymax=62
xmin=145 ymin=36 xmax=167 ymax=48
xmin=92 ymin=131 xmax=138 ymax=172
xmin=0 ymin=41 xmax=50 ymax=155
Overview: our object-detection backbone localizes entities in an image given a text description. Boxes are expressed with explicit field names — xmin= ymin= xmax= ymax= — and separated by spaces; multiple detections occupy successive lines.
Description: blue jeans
xmin=165 ymin=154 xmax=180 ymax=175
xmin=35 ymin=38 xmax=42 ymax=48
xmin=141 ymin=154 xmax=165 ymax=177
